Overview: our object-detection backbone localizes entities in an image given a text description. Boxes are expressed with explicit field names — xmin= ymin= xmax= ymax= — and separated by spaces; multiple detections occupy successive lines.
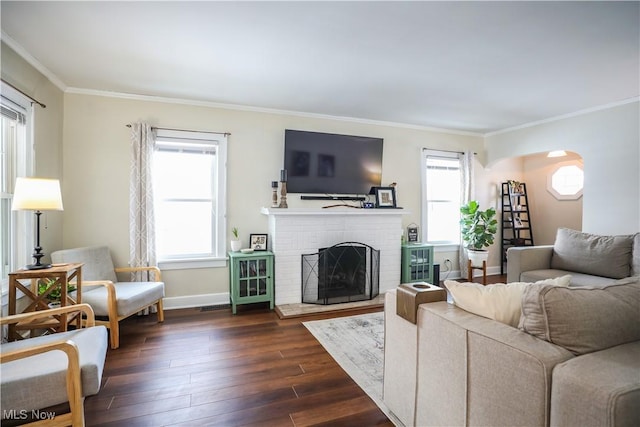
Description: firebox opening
xmin=302 ymin=242 xmax=380 ymax=305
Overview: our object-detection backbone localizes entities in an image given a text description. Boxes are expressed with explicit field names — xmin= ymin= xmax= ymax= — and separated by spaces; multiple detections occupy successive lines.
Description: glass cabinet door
xmin=237 ymin=258 xmax=269 ymax=297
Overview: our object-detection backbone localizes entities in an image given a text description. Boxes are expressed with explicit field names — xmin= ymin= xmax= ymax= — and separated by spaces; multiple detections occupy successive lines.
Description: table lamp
xmin=11 ymin=177 xmax=64 ymax=270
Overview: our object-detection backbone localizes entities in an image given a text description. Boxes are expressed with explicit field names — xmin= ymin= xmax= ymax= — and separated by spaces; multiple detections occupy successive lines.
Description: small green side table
xmin=228 ymin=251 xmax=275 ymax=314
xmin=401 ymin=243 xmax=435 ymax=284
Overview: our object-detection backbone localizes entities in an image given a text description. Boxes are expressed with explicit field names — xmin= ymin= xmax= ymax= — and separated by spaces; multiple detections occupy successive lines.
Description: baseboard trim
xmin=159 ymin=266 xmax=503 ymax=311
xmin=163 ymin=292 xmax=230 ymax=310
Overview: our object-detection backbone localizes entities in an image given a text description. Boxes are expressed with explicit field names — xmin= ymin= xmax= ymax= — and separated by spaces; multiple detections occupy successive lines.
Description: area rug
xmin=303 ymin=312 xmax=401 ymax=426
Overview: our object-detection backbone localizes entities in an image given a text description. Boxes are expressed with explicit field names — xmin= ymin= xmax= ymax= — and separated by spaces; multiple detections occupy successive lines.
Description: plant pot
xmin=467 ymin=249 xmax=489 ymax=267
xmin=230 ymin=239 xmax=242 ymax=252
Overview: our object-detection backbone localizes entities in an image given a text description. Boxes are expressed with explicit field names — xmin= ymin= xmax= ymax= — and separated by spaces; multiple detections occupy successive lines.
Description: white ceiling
xmin=2 ymin=1 xmax=638 ymax=134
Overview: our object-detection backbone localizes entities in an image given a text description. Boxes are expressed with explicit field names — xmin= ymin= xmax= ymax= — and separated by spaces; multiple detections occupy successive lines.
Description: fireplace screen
xmin=302 ymin=242 xmax=380 ymax=305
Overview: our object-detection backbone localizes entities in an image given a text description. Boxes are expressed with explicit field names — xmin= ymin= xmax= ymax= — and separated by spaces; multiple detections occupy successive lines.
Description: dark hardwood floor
xmin=84 ymin=303 xmax=391 ymax=427
xmin=84 ymin=275 xmax=507 ymax=426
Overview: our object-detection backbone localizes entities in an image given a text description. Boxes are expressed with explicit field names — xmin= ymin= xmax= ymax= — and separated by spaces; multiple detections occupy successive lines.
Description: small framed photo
xmin=374 ymin=187 xmax=397 ymax=208
xmin=249 ymin=234 xmax=268 ymax=251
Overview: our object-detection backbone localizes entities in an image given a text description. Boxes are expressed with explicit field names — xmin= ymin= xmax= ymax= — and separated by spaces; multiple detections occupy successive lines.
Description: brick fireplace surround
xmin=261 ymin=207 xmax=408 ymax=306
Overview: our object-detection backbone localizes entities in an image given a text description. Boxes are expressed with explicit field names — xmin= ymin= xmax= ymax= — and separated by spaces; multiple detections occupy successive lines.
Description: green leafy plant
xmin=460 ymin=200 xmax=498 ymax=250
xmin=38 ymin=279 xmax=76 ymax=302
xmin=231 ymin=227 xmax=239 ymax=239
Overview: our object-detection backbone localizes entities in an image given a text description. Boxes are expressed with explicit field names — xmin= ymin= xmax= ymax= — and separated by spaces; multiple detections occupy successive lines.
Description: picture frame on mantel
xmin=374 ymin=187 xmax=397 ymax=208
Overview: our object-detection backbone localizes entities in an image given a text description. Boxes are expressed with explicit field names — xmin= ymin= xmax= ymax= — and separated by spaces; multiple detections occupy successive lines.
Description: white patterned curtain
xmin=459 ymin=150 xmax=474 ymax=280
xmin=129 ymin=122 xmax=156 ymax=281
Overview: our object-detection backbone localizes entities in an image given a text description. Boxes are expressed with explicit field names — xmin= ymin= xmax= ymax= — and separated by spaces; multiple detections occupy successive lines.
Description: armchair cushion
xmin=51 ymin=246 xmax=117 ymax=283
xmin=1 ymin=326 xmax=108 ymax=413
xmin=84 ymin=281 xmax=165 ymax=317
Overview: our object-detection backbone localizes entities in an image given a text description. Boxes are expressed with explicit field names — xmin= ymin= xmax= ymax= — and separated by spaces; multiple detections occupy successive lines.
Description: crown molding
xmin=485 ymin=97 xmax=640 ymax=137
xmin=64 ymin=86 xmax=483 ymax=137
xmin=4 ymin=30 xmax=634 ymax=139
xmin=1 ymin=31 xmax=67 ymax=92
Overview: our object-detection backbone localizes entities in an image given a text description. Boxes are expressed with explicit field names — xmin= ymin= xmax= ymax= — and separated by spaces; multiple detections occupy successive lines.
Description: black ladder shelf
xmin=500 ymin=182 xmax=535 ymax=274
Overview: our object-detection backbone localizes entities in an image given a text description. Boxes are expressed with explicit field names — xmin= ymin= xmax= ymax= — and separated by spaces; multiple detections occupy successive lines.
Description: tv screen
xmin=284 ymin=130 xmax=383 ymax=195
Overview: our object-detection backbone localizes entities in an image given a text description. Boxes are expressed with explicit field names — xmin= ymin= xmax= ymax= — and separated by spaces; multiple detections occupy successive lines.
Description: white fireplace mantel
xmin=261 ymin=206 xmax=409 ymax=305
xmin=260 ymin=207 xmax=409 ymax=217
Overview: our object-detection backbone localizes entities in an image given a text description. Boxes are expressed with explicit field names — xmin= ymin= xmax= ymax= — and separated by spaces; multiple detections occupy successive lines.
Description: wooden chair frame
xmin=82 ymin=265 xmax=164 ymax=349
xmin=1 ymin=304 xmax=97 ymax=427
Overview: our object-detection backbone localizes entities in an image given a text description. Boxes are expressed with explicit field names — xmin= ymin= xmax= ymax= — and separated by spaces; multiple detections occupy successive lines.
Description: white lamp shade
xmin=11 ymin=177 xmax=64 ymax=211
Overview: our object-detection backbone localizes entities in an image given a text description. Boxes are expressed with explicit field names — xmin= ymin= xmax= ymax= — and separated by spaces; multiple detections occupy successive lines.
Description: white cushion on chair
xmin=82 ymin=281 xmax=165 ymax=317
xmin=1 ymin=326 xmax=108 ymax=414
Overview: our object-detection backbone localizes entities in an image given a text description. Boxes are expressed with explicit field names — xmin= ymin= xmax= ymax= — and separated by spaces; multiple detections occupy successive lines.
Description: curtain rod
xmin=126 ymin=124 xmax=230 ymax=136
xmin=423 ymin=148 xmax=477 ymax=155
xmin=1 ymin=79 xmax=46 ymax=108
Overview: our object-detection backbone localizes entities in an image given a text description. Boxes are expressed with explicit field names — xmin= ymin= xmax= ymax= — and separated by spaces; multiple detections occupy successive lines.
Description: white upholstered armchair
xmin=51 ymin=246 xmax=165 ymax=349
xmin=1 ymin=304 xmax=107 ymax=427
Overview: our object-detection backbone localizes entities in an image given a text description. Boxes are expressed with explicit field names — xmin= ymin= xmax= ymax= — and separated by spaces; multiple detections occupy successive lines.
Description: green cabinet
xmin=228 ymin=251 xmax=274 ymax=314
xmin=401 ymin=243 xmax=434 ymax=284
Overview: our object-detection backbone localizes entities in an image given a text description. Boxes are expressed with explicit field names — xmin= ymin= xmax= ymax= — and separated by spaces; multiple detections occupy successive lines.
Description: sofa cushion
xmin=444 ymin=275 xmax=571 ymax=327
xmin=519 ymin=277 xmax=640 ymax=355
xmin=551 ymin=341 xmax=640 ymax=427
xmin=550 ymin=228 xmax=633 ymax=279
xmin=520 ymin=269 xmax=618 ymax=287
xmin=632 ymin=233 xmax=640 ymax=277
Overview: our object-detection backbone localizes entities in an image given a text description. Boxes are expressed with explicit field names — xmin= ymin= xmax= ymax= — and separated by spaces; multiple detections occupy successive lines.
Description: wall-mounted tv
xmin=284 ymin=130 xmax=383 ymax=195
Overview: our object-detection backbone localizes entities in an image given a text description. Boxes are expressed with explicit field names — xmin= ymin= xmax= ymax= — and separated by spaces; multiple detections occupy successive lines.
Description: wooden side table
xmin=467 ymin=259 xmax=487 ymax=285
xmin=8 ymin=263 xmax=83 ymax=341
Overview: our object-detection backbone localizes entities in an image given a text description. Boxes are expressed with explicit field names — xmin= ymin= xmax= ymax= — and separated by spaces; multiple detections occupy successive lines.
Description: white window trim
xmin=154 ymin=129 xmax=228 ymax=268
xmin=1 ymin=84 xmax=35 ymax=301
xmin=547 ymin=160 xmax=584 ymax=201
xmin=158 ymin=257 xmax=227 ymax=270
xmin=421 ymin=149 xmax=463 ymax=246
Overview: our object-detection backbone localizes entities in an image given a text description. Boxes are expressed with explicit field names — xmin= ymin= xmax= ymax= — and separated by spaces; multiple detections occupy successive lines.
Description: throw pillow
xmin=519 ymin=277 xmax=640 ymax=355
xmin=444 ymin=275 xmax=571 ymax=327
xmin=550 ymin=228 xmax=634 ymax=279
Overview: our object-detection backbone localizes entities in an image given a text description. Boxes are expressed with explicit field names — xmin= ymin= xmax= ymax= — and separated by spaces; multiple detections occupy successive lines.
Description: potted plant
xmin=460 ymin=200 xmax=498 ymax=266
xmin=38 ymin=279 xmax=76 ymax=309
xmin=230 ymin=227 xmax=242 ymax=252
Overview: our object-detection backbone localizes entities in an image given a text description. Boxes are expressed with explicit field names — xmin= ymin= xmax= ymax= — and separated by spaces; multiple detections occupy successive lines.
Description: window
xmin=547 ymin=163 xmax=584 ymax=200
xmin=153 ymin=129 xmax=227 ymax=268
xmin=421 ymin=150 xmax=462 ymax=245
xmin=1 ymin=87 xmax=34 ymax=287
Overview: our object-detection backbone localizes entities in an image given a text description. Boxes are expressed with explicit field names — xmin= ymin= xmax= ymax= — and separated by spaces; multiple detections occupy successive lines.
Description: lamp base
xmin=24 ymin=262 xmax=52 ymax=270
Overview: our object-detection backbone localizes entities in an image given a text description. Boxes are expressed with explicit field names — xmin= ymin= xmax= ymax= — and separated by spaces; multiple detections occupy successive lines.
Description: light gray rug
xmin=303 ymin=312 xmax=401 ymax=426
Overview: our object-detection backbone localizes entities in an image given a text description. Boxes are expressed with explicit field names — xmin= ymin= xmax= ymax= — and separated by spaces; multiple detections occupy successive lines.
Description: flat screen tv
xmin=284 ymin=129 xmax=383 ymax=195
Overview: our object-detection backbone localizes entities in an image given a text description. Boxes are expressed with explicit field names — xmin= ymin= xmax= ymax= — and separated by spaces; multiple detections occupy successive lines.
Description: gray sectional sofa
xmin=507 ymin=228 xmax=639 ymax=285
xmin=383 ymin=228 xmax=640 ymax=427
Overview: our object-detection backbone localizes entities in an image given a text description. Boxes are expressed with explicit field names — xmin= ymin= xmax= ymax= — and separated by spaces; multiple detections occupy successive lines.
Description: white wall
xmin=485 ymin=101 xmax=640 ymax=235
xmin=523 ymin=152 xmax=583 ymax=244
xmin=62 ymin=92 xmax=486 ymax=302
